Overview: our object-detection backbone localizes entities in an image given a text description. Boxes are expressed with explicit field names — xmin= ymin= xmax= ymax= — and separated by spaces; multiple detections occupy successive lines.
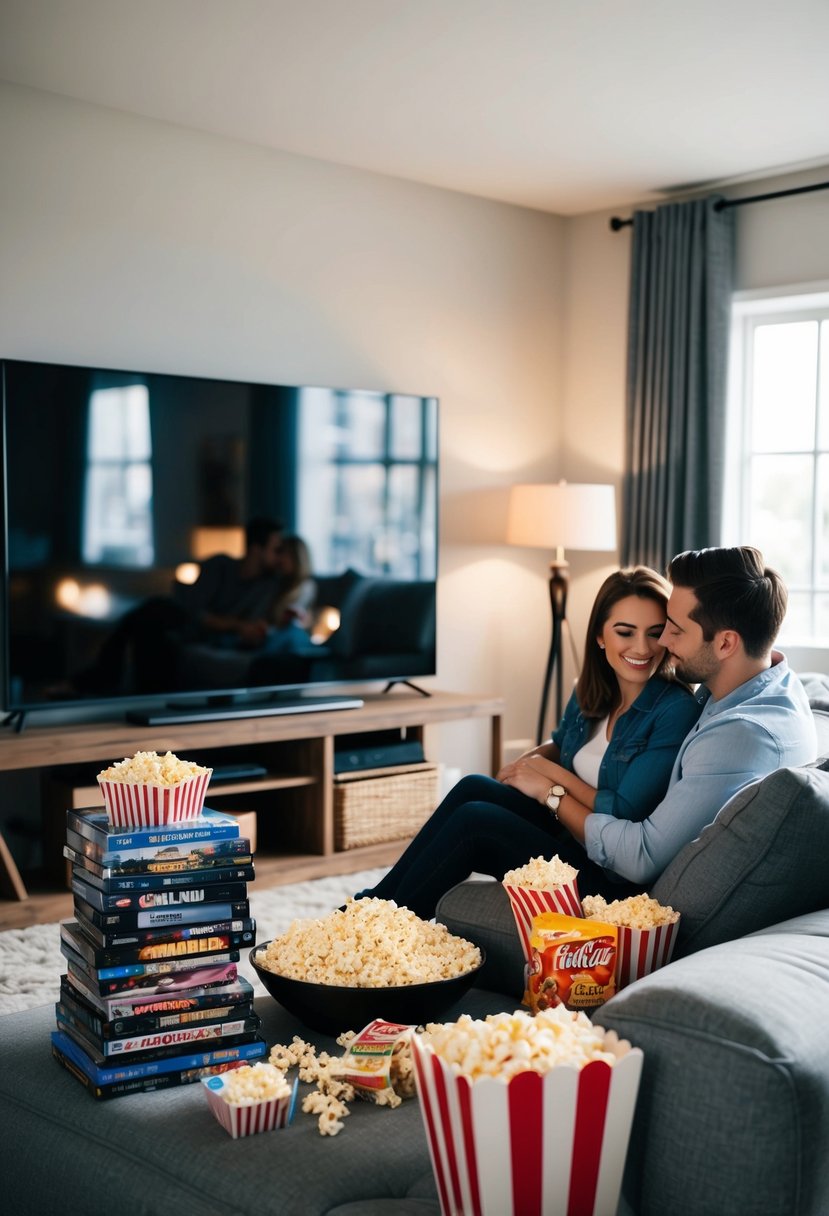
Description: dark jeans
xmin=357 ymin=774 xmax=642 ymax=919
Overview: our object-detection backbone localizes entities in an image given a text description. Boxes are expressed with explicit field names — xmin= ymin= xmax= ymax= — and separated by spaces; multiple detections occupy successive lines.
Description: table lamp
xmin=507 ymin=482 xmax=617 ymax=743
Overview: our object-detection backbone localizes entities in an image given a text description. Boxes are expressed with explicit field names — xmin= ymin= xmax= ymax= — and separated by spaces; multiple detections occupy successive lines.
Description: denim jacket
xmin=551 ymin=676 xmax=702 ymax=822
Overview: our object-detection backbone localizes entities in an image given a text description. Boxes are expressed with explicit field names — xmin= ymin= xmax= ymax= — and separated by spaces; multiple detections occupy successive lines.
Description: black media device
xmin=333 ymin=729 xmax=425 ymax=773
xmin=0 ymin=359 xmax=438 ymax=725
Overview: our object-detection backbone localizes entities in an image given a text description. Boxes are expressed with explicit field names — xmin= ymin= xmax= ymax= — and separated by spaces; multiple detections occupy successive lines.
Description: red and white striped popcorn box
xmin=411 ymin=1030 xmax=643 ymax=1216
xmin=98 ymin=769 xmax=212 ymax=828
xmin=202 ymin=1073 xmax=298 ymax=1139
xmin=503 ymin=878 xmax=583 ymax=963
xmin=613 ymin=917 xmax=681 ymax=990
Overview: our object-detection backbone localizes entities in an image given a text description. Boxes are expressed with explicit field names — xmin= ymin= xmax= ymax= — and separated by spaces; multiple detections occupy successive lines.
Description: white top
xmin=572 ymin=716 xmax=610 ymax=787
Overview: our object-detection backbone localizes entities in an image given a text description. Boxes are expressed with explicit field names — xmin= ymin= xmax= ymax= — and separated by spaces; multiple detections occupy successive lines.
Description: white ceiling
xmin=3 ymin=0 xmax=829 ymax=215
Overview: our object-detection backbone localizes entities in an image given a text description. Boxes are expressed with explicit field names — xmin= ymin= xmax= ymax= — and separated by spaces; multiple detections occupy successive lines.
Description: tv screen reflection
xmin=2 ymin=360 xmax=438 ymax=712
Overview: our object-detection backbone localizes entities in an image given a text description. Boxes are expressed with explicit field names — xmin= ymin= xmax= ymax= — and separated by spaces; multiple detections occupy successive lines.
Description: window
xmin=83 ymin=383 xmax=154 ymax=566
xmin=296 ymin=388 xmax=437 ymax=579
xmin=724 ymin=286 xmax=829 ymax=643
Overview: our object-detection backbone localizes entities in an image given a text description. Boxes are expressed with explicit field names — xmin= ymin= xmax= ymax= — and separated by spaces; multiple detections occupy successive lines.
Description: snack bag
xmin=524 ymin=912 xmax=618 ymax=1013
xmin=338 ymin=1019 xmax=416 ymax=1104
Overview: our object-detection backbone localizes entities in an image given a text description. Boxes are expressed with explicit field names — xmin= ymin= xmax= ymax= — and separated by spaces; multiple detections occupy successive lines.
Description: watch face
xmin=546 ymin=784 xmax=565 ymax=812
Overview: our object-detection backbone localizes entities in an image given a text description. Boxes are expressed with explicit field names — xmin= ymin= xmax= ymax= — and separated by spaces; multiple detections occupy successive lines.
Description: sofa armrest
xmin=436 ymin=879 xmax=525 ymax=999
xmin=597 ymin=915 xmax=829 ymax=1216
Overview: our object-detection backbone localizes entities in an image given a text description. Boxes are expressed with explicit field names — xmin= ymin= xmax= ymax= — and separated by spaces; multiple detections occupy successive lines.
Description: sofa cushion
xmin=437 ymin=878 xmax=525 ymax=999
xmin=652 ymin=759 xmax=829 ymax=956
xmin=2 ymin=989 xmax=511 ymax=1216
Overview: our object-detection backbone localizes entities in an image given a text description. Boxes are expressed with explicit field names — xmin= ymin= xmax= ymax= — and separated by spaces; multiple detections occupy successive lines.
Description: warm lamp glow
xmin=55 ymin=578 xmax=81 ymax=610
xmin=55 ymin=578 xmax=112 ymax=617
xmin=311 ymin=606 xmax=341 ymax=644
xmin=191 ymin=526 xmax=246 ymax=560
xmin=175 ymin=562 xmax=201 ymax=585
xmin=507 ymin=482 xmax=617 ymax=557
xmin=78 ymin=584 xmax=111 ymax=619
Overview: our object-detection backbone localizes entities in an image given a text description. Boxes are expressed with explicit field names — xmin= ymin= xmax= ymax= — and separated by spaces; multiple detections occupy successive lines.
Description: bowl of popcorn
xmin=97 ymin=750 xmax=212 ymax=828
xmin=202 ymin=1062 xmax=297 ymax=1139
xmin=412 ymin=1006 xmax=643 ymax=1216
xmin=502 ymin=853 xmax=582 ymax=962
xmin=251 ymin=898 xmax=485 ymax=1035
xmin=581 ymin=893 xmax=681 ymax=989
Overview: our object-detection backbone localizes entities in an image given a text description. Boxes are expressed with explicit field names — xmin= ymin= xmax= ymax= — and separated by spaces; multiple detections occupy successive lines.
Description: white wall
xmin=0 ymin=81 xmax=567 ymax=779
xmin=559 ymin=165 xmax=829 ymax=677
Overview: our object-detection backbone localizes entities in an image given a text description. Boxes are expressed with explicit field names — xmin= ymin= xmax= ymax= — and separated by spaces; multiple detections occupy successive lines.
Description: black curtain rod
xmin=609 ymin=178 xmax=829 ymax=231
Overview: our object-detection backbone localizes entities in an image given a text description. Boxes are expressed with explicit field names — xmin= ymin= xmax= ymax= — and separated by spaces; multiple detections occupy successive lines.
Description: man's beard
xmin=673 ymin=643 xmax=718 ymax=687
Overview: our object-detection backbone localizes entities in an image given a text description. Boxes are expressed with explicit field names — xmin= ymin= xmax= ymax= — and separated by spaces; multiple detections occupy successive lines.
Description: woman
xmin=260 ymin=534 xmax=318 ymax=655
xmin=356 ymin=566 xmax=702 ymax=915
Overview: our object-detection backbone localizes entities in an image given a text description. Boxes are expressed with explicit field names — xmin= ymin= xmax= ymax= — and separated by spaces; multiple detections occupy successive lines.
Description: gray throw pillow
xmin=651 ymin=759 xmax=829 ymax=956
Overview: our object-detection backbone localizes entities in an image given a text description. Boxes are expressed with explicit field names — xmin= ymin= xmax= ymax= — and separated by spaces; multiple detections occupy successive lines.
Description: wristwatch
xmin=545 ymin=784 xmax=566 ymax=818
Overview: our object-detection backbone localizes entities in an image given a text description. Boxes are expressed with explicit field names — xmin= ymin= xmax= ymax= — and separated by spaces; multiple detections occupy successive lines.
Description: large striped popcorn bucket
xmin=202 ymin=1072 xmax=298 ymax=1139
xmin=612 ymin=917 xmax=681 ymax=990
xmin=503 ymin=877 xmax=583 ymax=964
xmin=412 ymin=1029 xmax=643 ymax=1216
xmin=98 ymin=769 xmax=213 ymax=828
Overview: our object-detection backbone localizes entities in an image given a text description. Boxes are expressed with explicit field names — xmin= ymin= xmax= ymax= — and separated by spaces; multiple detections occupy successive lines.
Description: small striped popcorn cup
xmin=412 ymin=1023 xmax=642 ymax=1216
xmin=202 ymin=1068 xmax=298 ymax=1139
xmin=98 ymin=766 xmax=212 ymax=828
xmin=613 ymin=918 xmax=681 ymax=990
xmin=503 ymin=857 xmax=584 ymax=964
xmin=580 ymin=895 xmax=681 ymax=991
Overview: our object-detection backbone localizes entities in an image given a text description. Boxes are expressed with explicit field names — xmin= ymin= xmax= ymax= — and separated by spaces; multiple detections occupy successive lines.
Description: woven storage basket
xmin=334 ymin=763 xmax=438 ymax=850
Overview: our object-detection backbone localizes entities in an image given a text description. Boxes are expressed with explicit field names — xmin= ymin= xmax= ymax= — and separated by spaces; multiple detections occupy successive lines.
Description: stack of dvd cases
xmin=51 ymin=806 xmax=267 ymax=1099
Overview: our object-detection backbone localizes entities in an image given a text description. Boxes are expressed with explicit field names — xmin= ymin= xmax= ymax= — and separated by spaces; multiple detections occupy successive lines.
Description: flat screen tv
xmin=1 ymin=358 xmax=438 ymax=725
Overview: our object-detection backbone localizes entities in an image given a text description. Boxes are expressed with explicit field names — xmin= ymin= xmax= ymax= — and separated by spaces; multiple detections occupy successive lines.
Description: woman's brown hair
xmin=575 ymin=566 xmax=674 ymax=719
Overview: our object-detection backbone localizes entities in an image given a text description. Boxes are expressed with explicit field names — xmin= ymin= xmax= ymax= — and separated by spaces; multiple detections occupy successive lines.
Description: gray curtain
xmin=622 ymin=195 xmax=735 ymax=571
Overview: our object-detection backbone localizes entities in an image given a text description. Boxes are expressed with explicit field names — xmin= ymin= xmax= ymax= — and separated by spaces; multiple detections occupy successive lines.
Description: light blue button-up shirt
xmin=583 ymin=653 xmax=817 ymax=885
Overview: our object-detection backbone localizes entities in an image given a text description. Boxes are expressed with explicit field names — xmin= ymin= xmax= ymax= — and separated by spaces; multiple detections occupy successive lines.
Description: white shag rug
xmin=0 ymin=866 xmax=388 ymax=1016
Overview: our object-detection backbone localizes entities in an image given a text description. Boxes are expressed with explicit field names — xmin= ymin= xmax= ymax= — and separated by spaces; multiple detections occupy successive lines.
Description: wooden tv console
xmin=0 ymin=689 xmax=504 ymax=901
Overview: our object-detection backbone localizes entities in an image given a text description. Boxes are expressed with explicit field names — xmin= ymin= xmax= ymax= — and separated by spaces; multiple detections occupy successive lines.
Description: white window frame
xmin=724 ymin=280 xmax=829 ymax=651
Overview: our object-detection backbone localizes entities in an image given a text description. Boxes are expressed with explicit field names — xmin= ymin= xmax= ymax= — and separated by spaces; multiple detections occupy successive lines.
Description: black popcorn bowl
xmin=249 ymin=943 xmax=486 ymax=1036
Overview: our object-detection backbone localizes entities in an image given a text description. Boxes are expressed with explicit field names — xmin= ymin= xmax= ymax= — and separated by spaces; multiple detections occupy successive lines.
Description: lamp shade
xmin=191 ymin=526 xmax=246 ymax=560
xmin=507 ymin=482 xmax=617 ymax=553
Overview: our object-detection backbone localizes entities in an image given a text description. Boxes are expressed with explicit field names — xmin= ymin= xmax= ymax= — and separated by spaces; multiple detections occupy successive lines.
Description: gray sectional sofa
xmin=2 ymin=685 xmax=828 ymax=1215
xmin=438 ymin=691 xmax=829 ymax=1216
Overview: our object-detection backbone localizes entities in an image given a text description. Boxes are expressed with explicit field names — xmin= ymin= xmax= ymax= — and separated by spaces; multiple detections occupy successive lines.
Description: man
xmin=66 ymin=517 xmax=285 ymax=696
xmin=178 ymin=516 xmax=285 ymax=649
xmin=356 ymin=545 xmax=816 ymax=915
xmin=578 ymin=545 xmax=817 ymax=884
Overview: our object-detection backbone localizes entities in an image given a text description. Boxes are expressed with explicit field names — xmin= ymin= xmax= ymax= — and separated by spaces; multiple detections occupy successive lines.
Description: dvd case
xmin=56 ymin=1003 xmax=261 ymax=1060
xmin=65 ymin=956 xmax=240 ymax=1002
xmin=72 ymin=906 xmax=255 ymax=951
xmin=52 ymin=1041 xmax=252 ymax=1100
xmin=64 ymin=855 xmax=256 ymax=892
xmin=64 ymin=831 xmax=252 ymax=877
xmin=73 ymin=892 xmax=250 ymax=932
xmin=51 ymin=1027 xmax=267 ymax=1085
xmin=59 ymin=975 xmax=255 ymax=1035
xmin=67 ymin=806 xmax=241 ymax=856
xmin=71 ymin=873 xmax=250 ymax=912
xmin=61 ymin=917 xmax=252 ymax=969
